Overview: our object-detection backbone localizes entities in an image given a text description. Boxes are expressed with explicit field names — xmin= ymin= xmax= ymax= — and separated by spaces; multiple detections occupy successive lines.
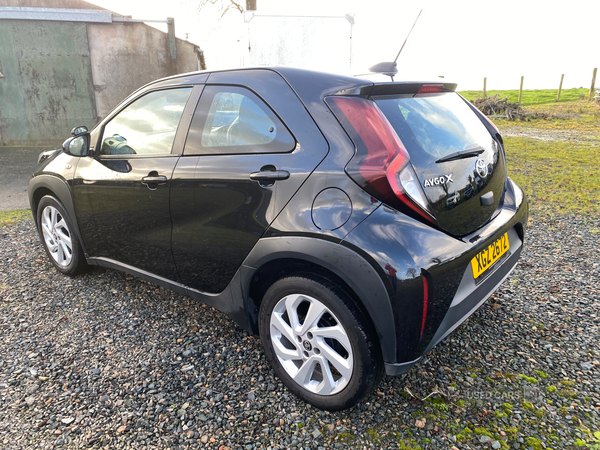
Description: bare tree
xmin=198 ymin=0 xmax=244 ymax=18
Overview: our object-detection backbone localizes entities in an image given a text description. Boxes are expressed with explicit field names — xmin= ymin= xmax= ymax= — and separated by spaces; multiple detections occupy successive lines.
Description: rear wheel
xmin=259 ymin=275 xmax=383 ymax=410
xmin=37 ymin=195 xmax=87 ymax=275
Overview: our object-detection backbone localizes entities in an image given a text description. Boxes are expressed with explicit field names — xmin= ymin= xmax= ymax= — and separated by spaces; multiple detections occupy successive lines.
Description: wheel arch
xmin=28 ymin=174 xmax=88 ymax=256
xmin=240 ymin=236 xmax=397 ymax=363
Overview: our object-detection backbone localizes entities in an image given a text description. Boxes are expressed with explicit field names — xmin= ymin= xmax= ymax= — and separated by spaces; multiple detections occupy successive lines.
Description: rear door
xmin=170 ymin=70 xmax=329 ymax=293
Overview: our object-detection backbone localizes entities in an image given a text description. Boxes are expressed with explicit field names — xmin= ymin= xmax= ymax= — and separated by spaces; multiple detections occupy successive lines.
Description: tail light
xmin=329 ymin=96 xmax=435 ymax=224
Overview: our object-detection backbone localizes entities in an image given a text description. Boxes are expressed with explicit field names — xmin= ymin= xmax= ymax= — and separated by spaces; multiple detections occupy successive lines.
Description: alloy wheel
xmin=269 ymin=293 xmax=353 ymax=395
xmin=40 ymin=205 xmax=73 ymax=267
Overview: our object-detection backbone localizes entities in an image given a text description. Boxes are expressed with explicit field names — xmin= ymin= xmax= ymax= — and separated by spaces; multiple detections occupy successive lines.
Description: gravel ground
xmin=1 ymin=215 xmax=599 ymax=450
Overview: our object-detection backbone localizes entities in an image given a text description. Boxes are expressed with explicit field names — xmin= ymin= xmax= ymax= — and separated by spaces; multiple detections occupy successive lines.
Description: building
xmin=0 ymin=0 xmax=204 ymax=146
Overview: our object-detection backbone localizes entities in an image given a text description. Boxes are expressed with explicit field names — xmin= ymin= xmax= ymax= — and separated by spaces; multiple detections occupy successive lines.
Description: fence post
xmin=518 ymin=76 xmax=524 ymax=104
xmin=591 ymin=68 xmax=598 ymax=97
xmin=483 ymin=77 xmax=487 ymax=97
xmin=556 ymin=74 xmax=564 ymax=102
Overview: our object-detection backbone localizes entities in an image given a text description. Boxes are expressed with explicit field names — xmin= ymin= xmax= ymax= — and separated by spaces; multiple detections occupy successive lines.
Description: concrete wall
xmin=0 ymin=1 xmax=200 ymax=146
xmin=0 ymin=20 xmax=98 ymax=146
xmin=87 ymin=22 xmax=199 ymax=120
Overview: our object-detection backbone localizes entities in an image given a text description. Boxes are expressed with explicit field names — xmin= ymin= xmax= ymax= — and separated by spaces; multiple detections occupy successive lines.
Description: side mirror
xmin=63 ymin=134 xmax=90 ymax=157
xmin=71 ymin=126 xmax=89 ymax=137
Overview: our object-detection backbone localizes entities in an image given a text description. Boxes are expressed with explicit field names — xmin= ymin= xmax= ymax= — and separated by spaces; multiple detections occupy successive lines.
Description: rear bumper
xmin=343 ymin=182 xmax=528 ymax=376
xmin=384 ymin=226 xmax=523 ymax=375
xmin=424 ymin=227 xmax=522 ymax=354
xmin=385 ymin=223 xmax=523 ymax=370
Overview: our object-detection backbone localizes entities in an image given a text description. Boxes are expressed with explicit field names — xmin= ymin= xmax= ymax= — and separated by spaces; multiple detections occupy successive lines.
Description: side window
xmin=100 ymin=88 xmax=192 ymax=156
xmin=184 ymin=85 xmax=296 ymax=155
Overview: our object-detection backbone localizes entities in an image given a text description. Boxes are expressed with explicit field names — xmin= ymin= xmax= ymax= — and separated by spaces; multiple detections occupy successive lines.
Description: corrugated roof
xmin=0 ymin=0 xmax=122 ymax=16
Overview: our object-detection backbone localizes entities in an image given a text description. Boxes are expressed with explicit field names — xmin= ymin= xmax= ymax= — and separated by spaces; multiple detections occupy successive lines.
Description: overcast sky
xmin=90 ymin=0 xmax=599 ymax=91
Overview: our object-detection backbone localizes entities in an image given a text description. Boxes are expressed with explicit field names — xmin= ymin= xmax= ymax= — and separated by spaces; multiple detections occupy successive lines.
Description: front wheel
xmin=259 ymin=275 xmax=383 ymax=410
xmin=36 ymin=195 xmax=88 ymax=275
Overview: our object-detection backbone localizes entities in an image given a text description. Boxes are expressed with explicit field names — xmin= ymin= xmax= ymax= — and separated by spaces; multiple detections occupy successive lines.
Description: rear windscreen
xmin=373 ymin=93 xmax=493 ymax=161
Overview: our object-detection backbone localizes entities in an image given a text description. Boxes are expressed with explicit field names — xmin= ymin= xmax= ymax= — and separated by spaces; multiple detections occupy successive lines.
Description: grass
xmin=504 ymin=136 xmax=600 ymax=216
xmin=459 ymin=88 xmax=590 ymax=106
xmin=504 ymin=116 xmax=600 ymax=140
xmin=452 ymin=92 xmax=599 ymax=219
xmin=473 ymin=93 xmax=600 ymax=217
xmin=0 ymin=209 xmax=31 ymax=227
xmin=520 ymin=98 xmax=600 ymax=118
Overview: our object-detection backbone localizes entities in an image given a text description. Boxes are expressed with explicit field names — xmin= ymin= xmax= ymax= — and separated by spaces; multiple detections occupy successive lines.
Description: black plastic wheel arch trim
xmin=240 ymin=236 xmax=396 ymax=363
xmin=28 ymin=173 xmax=89 ymax=258
xmin=384 ymin=357 xmax=422 ymax=376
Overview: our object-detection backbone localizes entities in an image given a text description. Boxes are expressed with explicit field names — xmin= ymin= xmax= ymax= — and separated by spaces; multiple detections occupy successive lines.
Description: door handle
xmin=249 ymin=170 xmax=290 ymax=182
xmin=142 ymin=176 xmax=167 ymax=184
xmin=141 ymin=174 xmax=167 ymax=190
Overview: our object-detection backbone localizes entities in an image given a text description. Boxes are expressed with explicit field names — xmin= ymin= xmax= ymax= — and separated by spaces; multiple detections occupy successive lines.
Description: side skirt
xmin=86 ymin=257 xmax=254 ymax=332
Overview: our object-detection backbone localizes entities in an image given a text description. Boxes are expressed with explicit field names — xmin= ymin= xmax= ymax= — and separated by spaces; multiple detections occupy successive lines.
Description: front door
xmin=73 ymin=87 xmax=194 ymax=280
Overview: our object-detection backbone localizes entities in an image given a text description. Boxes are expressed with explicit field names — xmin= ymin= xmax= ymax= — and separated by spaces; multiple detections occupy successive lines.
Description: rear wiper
xmin=436 ymin=146 xmax=485 ymax=163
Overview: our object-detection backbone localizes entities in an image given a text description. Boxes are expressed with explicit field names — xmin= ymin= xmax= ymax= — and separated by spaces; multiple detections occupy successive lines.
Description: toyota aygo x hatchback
xmin=29 ymin=67 xmax=528 ymax=410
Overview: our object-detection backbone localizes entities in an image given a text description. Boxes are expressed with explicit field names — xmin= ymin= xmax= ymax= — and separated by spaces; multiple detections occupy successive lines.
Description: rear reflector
xmin=420 ymin=275 xmax=429 ymax=338
xmin=329 ymin=96 xmax=435 ymax=224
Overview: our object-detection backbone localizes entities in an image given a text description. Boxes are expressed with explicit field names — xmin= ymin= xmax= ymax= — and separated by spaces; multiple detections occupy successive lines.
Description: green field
xmin=504 ymin=137 xmax=599 ymax=216
xmin=459 ymin=87 xmax=590 ymax=106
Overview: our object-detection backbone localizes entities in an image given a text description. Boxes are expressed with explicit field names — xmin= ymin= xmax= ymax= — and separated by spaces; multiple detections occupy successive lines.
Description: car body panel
xmin=262 ymin=68 xmax=383 ymax=242
xmin=240 ymin=235 xmax=396 ymax=362
xmin=70 ymin=85 xmax=203 ymax=280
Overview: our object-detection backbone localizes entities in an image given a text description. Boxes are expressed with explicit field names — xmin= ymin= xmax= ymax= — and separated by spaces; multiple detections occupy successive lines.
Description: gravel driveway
xmin=1 ymin=216 xmax=598 ymax=450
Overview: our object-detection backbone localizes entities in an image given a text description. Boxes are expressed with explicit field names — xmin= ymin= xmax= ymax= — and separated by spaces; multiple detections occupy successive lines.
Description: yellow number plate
xmin=471 ymin=232 xmax=510 ymax=279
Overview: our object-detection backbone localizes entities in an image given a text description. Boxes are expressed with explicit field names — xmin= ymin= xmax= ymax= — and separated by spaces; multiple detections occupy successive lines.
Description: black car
xmin=29 ymin=67 xmax=528 ymax=411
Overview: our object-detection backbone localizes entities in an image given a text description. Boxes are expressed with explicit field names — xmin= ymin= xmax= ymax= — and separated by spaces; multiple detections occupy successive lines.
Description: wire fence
xmin=478 ymin=68 xmax=598 ymax=104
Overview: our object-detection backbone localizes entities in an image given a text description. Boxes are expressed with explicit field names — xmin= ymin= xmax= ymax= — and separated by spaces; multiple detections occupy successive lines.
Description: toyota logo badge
xmin=476 ymin=159 xmax=488 ymax=178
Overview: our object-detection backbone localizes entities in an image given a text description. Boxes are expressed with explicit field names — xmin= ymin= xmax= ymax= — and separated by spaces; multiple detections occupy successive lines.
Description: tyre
xmin=36 ymin=195 xmax=88 ymax=275
xmin=259 ymin=275 xmax=383 ymax=410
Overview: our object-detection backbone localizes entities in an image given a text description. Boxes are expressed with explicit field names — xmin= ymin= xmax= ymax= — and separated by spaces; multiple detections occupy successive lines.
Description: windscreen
xmin=374 ymin=92 xmax=494 ymax=161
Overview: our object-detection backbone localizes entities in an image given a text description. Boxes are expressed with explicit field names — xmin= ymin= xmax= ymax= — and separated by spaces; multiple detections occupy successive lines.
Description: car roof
xmin=135 ymin=66 xmax=456 ymax=101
